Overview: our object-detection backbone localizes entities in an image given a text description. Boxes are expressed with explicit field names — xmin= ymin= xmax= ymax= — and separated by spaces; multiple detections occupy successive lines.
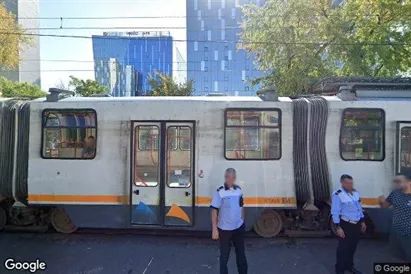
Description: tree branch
xmin=374 ymin=64 xmax=384 ymax=76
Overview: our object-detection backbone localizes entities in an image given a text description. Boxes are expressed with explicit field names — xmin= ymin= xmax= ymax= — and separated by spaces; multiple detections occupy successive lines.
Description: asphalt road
xmin=0 ymin=232 xmax=392 ymax=274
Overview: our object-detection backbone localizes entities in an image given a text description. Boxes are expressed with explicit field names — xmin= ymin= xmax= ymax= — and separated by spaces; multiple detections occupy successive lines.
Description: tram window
xmin=167 ymin=126 xmax=193 ymax=188
xmin=135 ymin=125 xmax=160 ymax=187
xmin=400 ymin=127 xmax=411 ymax=174
xmin=138 ymin=126 xmax=160 ymax=150
xmin=138 ymin=126 xmax=177 ymax=151
xmin=42 ymin=109 xmax=97 ymax=159
xmin=179 ymin=127 xmax=192 ymax=151
xmin=224 ymin=109 xmax=281 ymax=160
xmin=340 ymin=108 xmax=385 ymax=161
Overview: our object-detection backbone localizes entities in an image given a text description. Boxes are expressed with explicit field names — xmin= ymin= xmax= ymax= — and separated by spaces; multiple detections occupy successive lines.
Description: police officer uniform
xmin=211 ymin=183 xmax=247 ymax=274
xmin=331 ymin=187 xmax=364 ymax=274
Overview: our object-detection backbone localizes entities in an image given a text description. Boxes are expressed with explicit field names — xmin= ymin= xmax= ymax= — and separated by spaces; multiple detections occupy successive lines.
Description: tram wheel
xmin=0 ymin=206 xmax=6 ymax=231
xmin=253 ymin=210 xmax=283 ymax=238
xmin=50 ymin=208 xmax=77 ymax=234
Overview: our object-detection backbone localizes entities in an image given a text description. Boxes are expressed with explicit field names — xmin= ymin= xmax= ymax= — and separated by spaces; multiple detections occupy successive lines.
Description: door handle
xmin=185 ymin=191 xmax=190 ymax=197
xmin=133 ymin=190 xmax=139 ymax=195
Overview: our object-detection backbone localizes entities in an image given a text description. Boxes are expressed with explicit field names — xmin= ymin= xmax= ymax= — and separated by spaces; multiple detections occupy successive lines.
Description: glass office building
xmin=92 ymin=32 xmax=175 ymax=96
xmin=186 ymin=0 xmax=266 ymax=96
xmin=0 ymin=0 xmax=40 ymax=86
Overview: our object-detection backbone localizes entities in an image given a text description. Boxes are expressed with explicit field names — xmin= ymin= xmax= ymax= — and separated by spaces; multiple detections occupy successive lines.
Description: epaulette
xmin=233 ymin=185 xmax=241 ymax=190
xmin=217 ymin=186 xmax=224 ymax=192
xmin=335 ymin=189 xmax=342 ymax=195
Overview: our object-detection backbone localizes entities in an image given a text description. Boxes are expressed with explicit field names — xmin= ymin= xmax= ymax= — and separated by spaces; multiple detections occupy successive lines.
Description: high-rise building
xmin=92 ymin=31 xmax=185 ymax=96
xmin=0 ymin=0 xmax=41 ymax=85
xmin=186 ymin=0 xmax=265 ymax=96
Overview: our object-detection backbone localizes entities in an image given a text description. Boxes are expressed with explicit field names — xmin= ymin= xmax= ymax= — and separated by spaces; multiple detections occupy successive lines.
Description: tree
xmin=147 ymin=72 xmax=193 ymax=96
xmin=239 ymin=0 xmax=411 ymax=95
xmin=0 ymin=77 xmax=46 ymax=98
xmin=0 ymin=3 xmax=32 ymax=69
xmin=68 ymin=76 xmax=108 ymax=97
xmin=54 ymin=79 xmax=68 ymax=90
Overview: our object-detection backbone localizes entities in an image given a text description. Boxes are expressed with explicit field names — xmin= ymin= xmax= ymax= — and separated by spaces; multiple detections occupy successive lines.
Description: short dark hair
xmin=225 ymin=168 xmax=236 ymax=175
xmin=396 ymin=173 xmax=411 ymax=181
xmin=340 ymin=174 xmax=353 ymax=181
xmin=87 ymin=136 xmax=95 ymax=140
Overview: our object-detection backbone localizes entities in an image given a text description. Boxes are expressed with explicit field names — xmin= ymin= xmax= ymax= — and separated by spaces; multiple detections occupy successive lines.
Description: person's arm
xmin=211 ymin=209 xmax=218 ymax=229
xmin=240 ymin=194 xmax=244 ymax=220
xmin=210 ymin=191 xmax=222 ymax=232
xmin=358 ymin=196 xmax=365 ymax=222
xmin=379 ymin=192 xmax=393 ymax=209
xmin=331 ymin=194 xmax=342 ymax=227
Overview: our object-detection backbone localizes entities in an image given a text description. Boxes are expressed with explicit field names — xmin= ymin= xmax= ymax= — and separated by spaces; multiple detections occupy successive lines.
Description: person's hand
xmin=212 ymin=228 xmax=219 ymax=240
xmin=361 ymin=222 xmax=367 ymax=233
xmin=378 ymin=195 xmax=386 ymax=204
xmin=336 ymin=227 xmax=345 ymax=238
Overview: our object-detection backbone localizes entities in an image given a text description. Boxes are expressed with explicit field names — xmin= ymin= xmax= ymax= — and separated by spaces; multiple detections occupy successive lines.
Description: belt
xmin=340 ymin=216 xmax=359 ymax=224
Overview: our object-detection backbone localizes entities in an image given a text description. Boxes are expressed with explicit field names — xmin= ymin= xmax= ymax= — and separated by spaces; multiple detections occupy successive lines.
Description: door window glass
xmin=135 ymin=125 xmax=160 ymax=187
xmin=167 ymin=126 xmax=192 ymax=188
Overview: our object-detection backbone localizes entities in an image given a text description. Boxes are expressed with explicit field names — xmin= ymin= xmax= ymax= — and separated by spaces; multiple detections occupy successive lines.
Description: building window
xmin=224 ymin=76 xmax=229 ymax=82
xmin=245 ymin=86 xmax=249 ymax=91
xmin=204 ymin=56 xmax=209 ymax=61
xmin=225 ymin=87 xmax=229 ymax=91
xmin=224 ymin=109 xmax=281 ymax=160
xmin=42 ymin=109 xmax=97 ymax=159
xmin=340 ymin=108 xmax=385 ymax=161
xmin=204 ymin=77 xmax=208 ymax=82
xmin=205 ymin=66 xmax=208 ymax=72
xmin=224 ymin=56 xmax=229 ymax=61
xmin=205 ymin=87 xmax=209 ymax=91
xmin=204 ymin=46 xmax=208 ymax=52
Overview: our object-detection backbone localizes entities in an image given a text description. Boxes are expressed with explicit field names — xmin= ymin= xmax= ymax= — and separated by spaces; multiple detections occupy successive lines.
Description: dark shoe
xmin=347 ymin=267 xmax=362 ymax=274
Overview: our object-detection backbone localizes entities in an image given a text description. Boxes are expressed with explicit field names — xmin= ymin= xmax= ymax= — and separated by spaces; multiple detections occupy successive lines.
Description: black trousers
xmin=219 ymin=223 xmax=248 ymax=274
xmin=335 ymin=220 xmax=361 ymax=273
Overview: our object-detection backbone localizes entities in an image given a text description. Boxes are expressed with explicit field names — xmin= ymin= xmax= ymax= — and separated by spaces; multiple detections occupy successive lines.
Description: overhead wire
xmin=0 ymin=31 xmax=408 ymax=46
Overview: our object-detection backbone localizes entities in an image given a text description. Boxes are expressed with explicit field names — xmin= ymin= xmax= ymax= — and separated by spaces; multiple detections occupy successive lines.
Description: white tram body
xmin=1 ymin=83 xmax=409 ymax=235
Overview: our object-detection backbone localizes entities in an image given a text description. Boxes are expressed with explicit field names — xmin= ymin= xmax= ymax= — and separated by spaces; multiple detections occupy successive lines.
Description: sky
xmin=39 ymin=0 xmax=186 ymax=90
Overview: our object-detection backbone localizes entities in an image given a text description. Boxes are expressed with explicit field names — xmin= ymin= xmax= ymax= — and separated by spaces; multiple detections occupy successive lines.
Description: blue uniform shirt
xmin=210 ymin=184 xmax=244 ymax=231
xmin=331 ymin=188 xmax=364 ymax=224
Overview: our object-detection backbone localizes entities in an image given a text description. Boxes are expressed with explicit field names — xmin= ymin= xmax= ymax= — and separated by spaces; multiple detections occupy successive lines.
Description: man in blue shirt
xmin=331 ymin=174 xmax=367 ymax=274
xmin=378 ymin=173 xmax=411 ymax=262
xmin=210 ymin=168 xmax=247 ymax=274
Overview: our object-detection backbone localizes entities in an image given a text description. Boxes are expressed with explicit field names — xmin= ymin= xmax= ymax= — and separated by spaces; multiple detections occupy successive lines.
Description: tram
xmin=1 ymin=79 xmax=410 ymax=237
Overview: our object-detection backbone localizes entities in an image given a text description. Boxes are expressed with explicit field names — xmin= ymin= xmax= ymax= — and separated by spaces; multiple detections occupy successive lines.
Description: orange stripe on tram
xmin=28 ymin=194 xmax=128 ymax=203
xmin=28 ymin=195 xmax=379 ymax=206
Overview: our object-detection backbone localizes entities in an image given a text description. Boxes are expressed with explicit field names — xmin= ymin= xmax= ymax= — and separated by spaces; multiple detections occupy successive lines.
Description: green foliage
xmin=68 ymin=76 xmax=108 ymax=97
xmin=0 ymin=3 xmax=32 ymax=69
xmin=147 ymin=72 xmax=193 ymax=96
xmin=0 ymin=77 xmax=46 ymax=98
xmin=239 ymin=0 xmax=411 ymax=95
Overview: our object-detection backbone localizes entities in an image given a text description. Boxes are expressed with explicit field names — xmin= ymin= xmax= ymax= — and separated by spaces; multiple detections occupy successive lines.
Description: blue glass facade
xmin=186 ymin=0 xmax=266 ymax=96
xmin=92 ymin=33 xmax=173 ymax=96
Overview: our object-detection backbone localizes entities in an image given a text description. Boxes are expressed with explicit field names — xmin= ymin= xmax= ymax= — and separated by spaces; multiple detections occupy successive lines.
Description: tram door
xmin=396 ymin=122 xmax=411 ymax=174
xmin=130 ymin=121 xmax=195 ymax=227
